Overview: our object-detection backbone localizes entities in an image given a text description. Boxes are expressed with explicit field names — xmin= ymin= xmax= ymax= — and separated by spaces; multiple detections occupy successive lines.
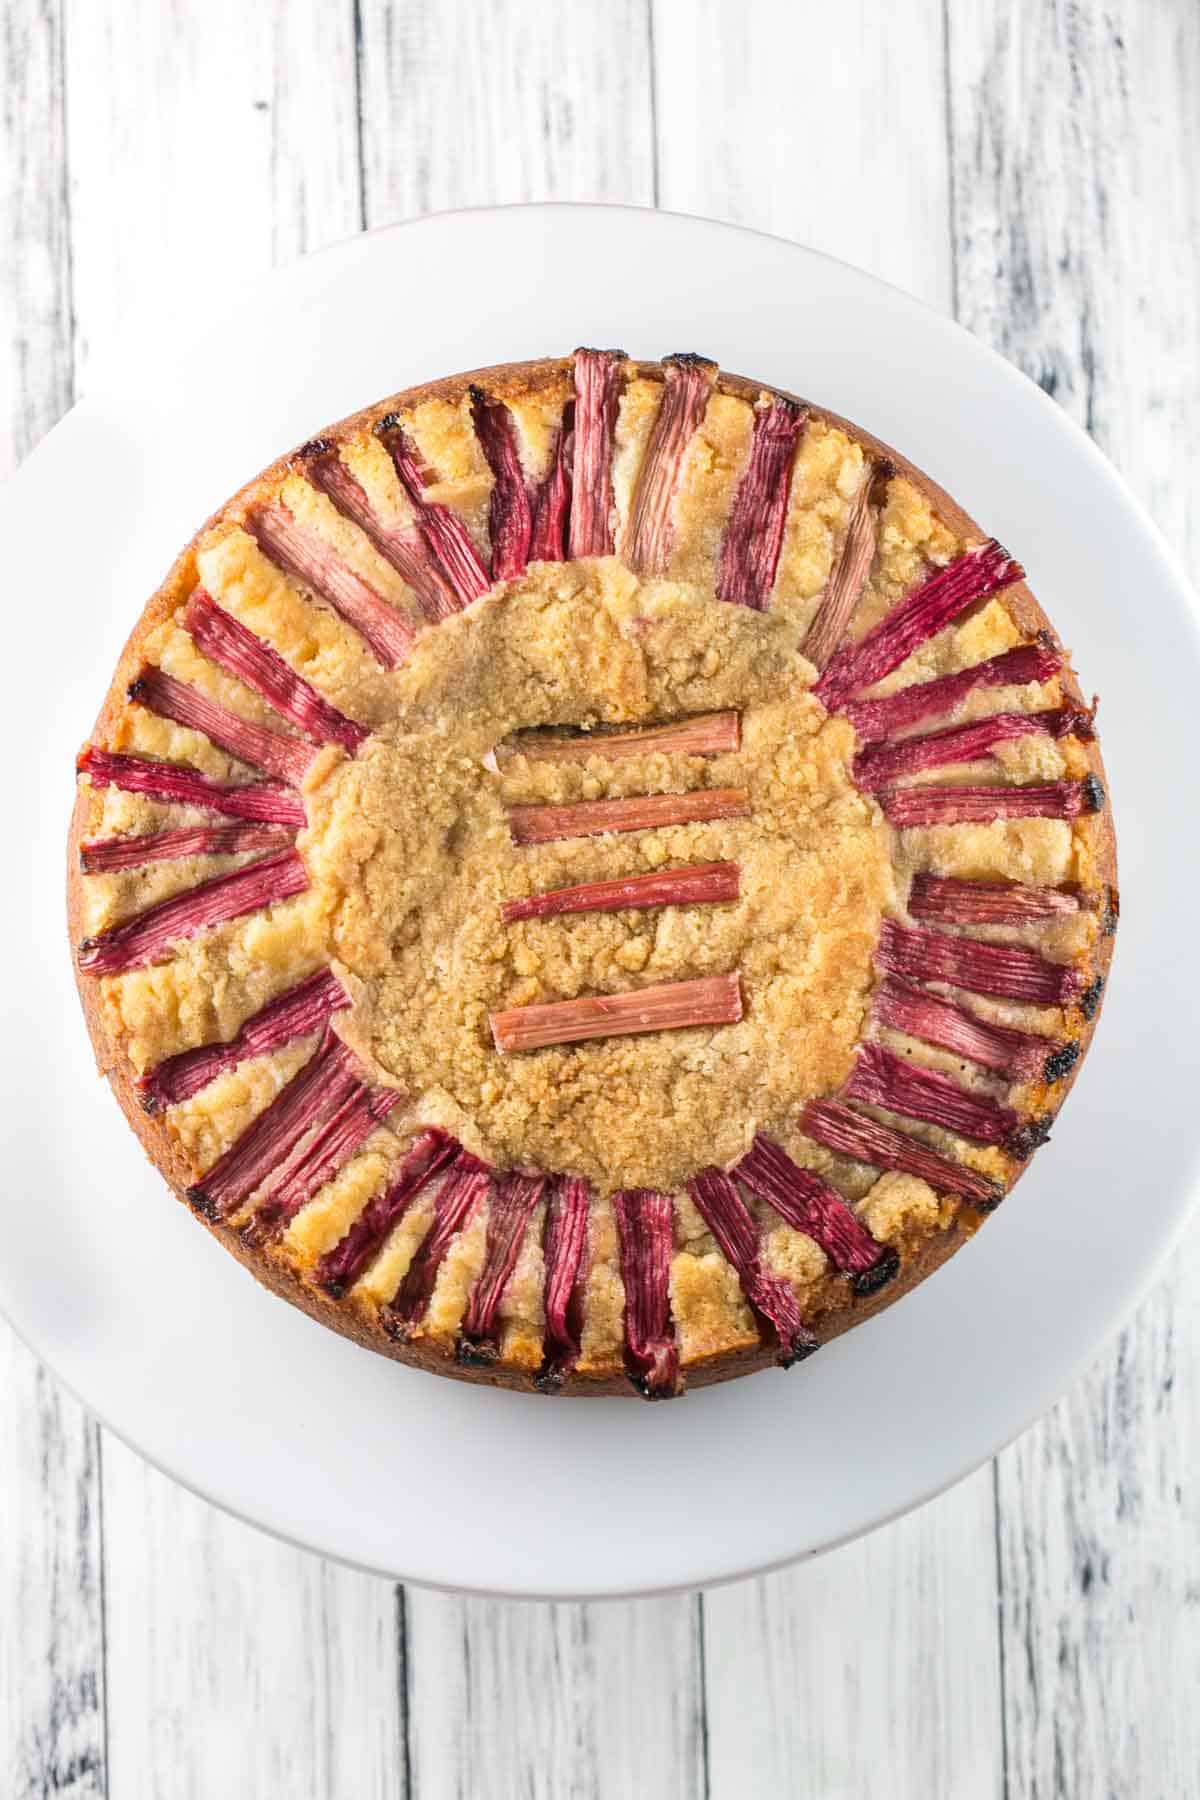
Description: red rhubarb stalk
xmin=381 ymin=1153 xmax=492 ymax=1335
xmin=801 ymin=1099 xmax=1002 ymax=1207
xmin=138 ymin=966 xmax=350 ymax=1114
xmin=877 ymin=919 xmax=1081 ymax=1005
xmin=623 ymin=353 xmax=717 ymax=576
xmin=716 ymin=397 xmax=806 ymax=609
xmin=501 ymin=861 xmax=739 ymax=924
xmin=502 ymin=709 xmax=740 ymax=766
xmin=536 ymin=1174 xmax=590 ymax=1388
xmin=187 ymin=1032 xmax=361 ymax=1220
xmin=244 ymin=1082 xmax=401 ymax=1246
xmin=529 ymin=403 xmax=574 ymax=563
xmin=814 ymin=539 xmax=1025 ymax=710
xmin=872 ymin=976 xmax=1065 ymax=1083
xmin=76 ymin=746 xmax=305 ymax=826
xmin=377 ymin=417 xmax=491 ymax=605
xmin=77 ymin=848 xmax=308 ymax=976
xmin=882 ymin=777 xmax=1103 ymax=828
xmin=80 ymin=822 xmax=292 ymax=875
xmin=128 ymin=666 xmax=316 ymax=785
xmin=316 ymin=1128 xmax=459 ymax=1297
xmin=802 ymin=462 xmax=893 ymax=668
xmin=843 ymin=641 xmax=1062 ymax=742
xmin=568 ymin=348 xmax=626 ymax=558
xmin=846 ymin=1041 xmax=1018 ymax=1145
xmin=303 ymin=447 xmax=461 ymax=622
xmin=182 ymin=590 xmax=367 ymax=754
xmin=507 ymin=787 xmax=749 ymax=846
xmin=908 ymin=874 xmax=1080 ymax=927
xmin=458 ymin=1171 xmax=547 ymax=1360
xmin=245 ymin=501 xmax=416 ymax=668
xmin=854 ymin=706 xmax=1093 ymax=791
xmin=612 ymin=1188 xmax=679 ymax=1398
xmin=470 ymin=386 xmax=534 ymax=582
xmin=490 ymin=972 xmax=742 ymax=1055
xmin=688 ymin=1167 xmax=819 ymax=1361
xmin=734 ymin=1134 xmax=897 ymax=1293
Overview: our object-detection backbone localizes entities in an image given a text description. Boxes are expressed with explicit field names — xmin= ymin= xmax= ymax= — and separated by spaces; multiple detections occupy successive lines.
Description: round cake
xmin=68 ymin=350 xmax=1116 ymax=1398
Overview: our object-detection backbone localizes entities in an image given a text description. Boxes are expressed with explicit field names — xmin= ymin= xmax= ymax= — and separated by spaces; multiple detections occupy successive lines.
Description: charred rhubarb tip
xmin=733 ymin=1134 xmax=894 ymax=1286
xmin=1079 ymin=976 xmax=1104 ymax=1020
xmin=77 ymin=848 xmax=309 ymax=977
xmin=139 ymin=966 xmax=350 ymax=1114
xmin=881 ymin=779 xmax=1102 ymax=829
xmin=908 ymin=873 xmax=1081 ymax=927
xmin=182 ymin=590 xmax=368 ymax=755
xmin=376 ymin=420 xmax=491 ymax=606
xmin=80 ymin=822 xmax=292 ymax=875
xmin=245 ymin=501 xmax=416 ymax=669
xmin=622 ymin=353 xmax=718 ymax=577
xmin=316 ymin=1128 xmax=458 ymax=1297
xmin=877 ymin=919 xmax=1080 ymax=1006
xmin=244 ymin=1083 xmax=402 ymax=1247
xmin=1007 ymin=1115 xmax=1054 ymax=1159
xmin=568 ymin=349 xmax=626 ymax=559
xmin=501 ymin=709 xmax=741 ymax=766
xmin=846 ymin=1042 xmax=1018 ymax=1146
xmin=853 ymin=708 xmax=1089 ymax=792
xmin=458 ymin=1170 xmax=547 ymax=1363
xmin=127 ymin=665 xmax=316 ymax=786
xmin=536 ymin=1174 xmax=590 ymax=1389
xmin=612 ymin=1188 xmax=680 ymax=1399
xmin=76 ymin=747 xmax=305 ymax=826
xmin=716 ymin=396 xmax=806 ymax=610
xmin=381 ymin=1154 xmax=492 ymax=1337
xmin=802 ymin=461 xmax=892 ymax=669
xmin=470 ymin=386 xmax=534 ymax=584
xmin=506 ymin=786 xmax=749 ymax=847
xmin=872 ymin=976 xmax=1058 ymax=1083
xmin=187 ymin=1032 xmax=360 ymax=1220
xmin=1043 ymin=1041 xmax=1081 ymax=1084
xmin=688 ymin=1166 xmax=818 ymax=1364
xmin=843 ymin=641 xmax=1062 ymax=744
xmin=529 ymin=402 xmax=574 ymax=564
xmin=490 ymin=972 xmax=742 ymax=1055
xmin=801 ymin=1099 xmax=1003 ymax=1209
xmin=814 ymin=539 xmax=1025 ymax=711
xmin=304 ymin=449 xmax=461 ymax=623
xmin=501 ymin=861 xmax=740 ymax=924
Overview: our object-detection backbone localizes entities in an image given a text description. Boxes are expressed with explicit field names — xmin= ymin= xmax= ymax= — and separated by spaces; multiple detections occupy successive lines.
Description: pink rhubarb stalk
xmin=187 ymin=1032 xmax=361 ymax=1220
xmin=908 ymin=874 xmax=1080 ymax=927
xmin=490 ymin=972 xmax=743 ymax=1055
xmin=734 ymin=1134 xmax=897 ymax=1293
xmin=716 ymin=396 xmax=806 ymax=609
xmin=316 ymin=1128 xmax=459 ymax=1297
xmin=246 ymin=501 xmax=416 ymax=668
xmin=843 ymin=641 xmax=1062 ymax=742
xmin=76 ymin=746 xmax=304 ymax=826
xmin=536 ymin=1175 xmax=590 ymax=1388
xmin=501 ymin=861 xmax=739 ymax=924
xmin=688 ymin=1167 xmax=818 ymax=1361
xmin=183 ymin=589 xmax=367 ymax=754
xmin=303 ymin=446 xmax=461 ymax=623
xmin=458 ymin=1171 xmax=547 ymax=1361
xmin=882 ymin=777 xmax=1103 ymax=828
xmin=568 ymin=348 xmax=626 ymax=558
xmin=77 ymin=847 xmax=308 ymax=976
xmin=813 ymin=540 xmax=1025 ymax=710
xmin=502 ymin=709 xmax=740 ymax=766
xmin=507 ymin=786 xmax=749 ymax=846
xmin=623 ymin=353 xmax=717 ymax=576
xmin=529 ymin=404 xmax=574 ymax=563
xmin=872 ymin=976 xmax=1069 ymax=1084
xmin=854 ymin=706 xmax=1093 ymax=791
xmin=802 ymin=462 xmax=893 ymax=668
xmin=80 ymin=822 xmax=291 ymax=875
xmin=846 ymin=1041 xmax=1018 ymax=1145
xmin=612 ymin=1187 xmax=679 ymax=1398
xmin=128 ymin=666 xmax=316 ymax=785
xmin=377 ymin=417 xmax=491 ymax=605
xmin=381 ymin=1153 xmax=492 ymax=1335
xmin=469 ymin=387 xmax=534 ymax=582
xmin=243 ymin=1082 xmax=401 ymax=1247
xmin=876 ymin=919 xmax=1081 ymax=1006
xmin=138 ymin=966 xmax=350 ymax=1114
xmin=801 ymin=1099 xmax=1002 ymax=1208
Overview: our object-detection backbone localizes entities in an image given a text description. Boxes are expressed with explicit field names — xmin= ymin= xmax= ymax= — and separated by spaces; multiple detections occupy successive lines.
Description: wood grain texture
xmin=949 ymin=3 xmax=1200 ymax=1795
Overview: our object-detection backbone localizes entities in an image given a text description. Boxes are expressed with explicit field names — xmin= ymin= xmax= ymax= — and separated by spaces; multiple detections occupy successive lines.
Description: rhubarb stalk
xmin=470 ymin=387 xmax=534 ymax=582
xmin=80 ymin=822 xmax=291 ymax=875
xmin=128 ymin=666 xmax=316 ymax=785
xmin=612 ymin=1188 xmax=679 ymax=1398
xmin=490 ymin=972 xmax=742 ymax=1055
xmin=716 ymin=396 xmax=806 ymax=609
xmin=77 ymin=848 xmax=308 ymax=976
xmin=568 ymin=348 xmax=626 ymax=558
xmin=872 ymin=977 xmax=1068 ymax=1083
xmin=377 ymin=416 xmax=491 ymax=605
xmin=688 ymin=1167 xmax=818 ymax=1361
xmin=458 ymin=1171 xmax=547 ymax=1361
xmin=846 ymin=1042 xmax=1018 ymax=1145
xmin=623 ymin=353 xmax=717 ymax=576
xmin=854 ymin=706 xmax=1093 ymax=791
xmin=381 ymin=1153 xmax=492 ymax=1335
xmin=843 ymin=640 xmax=1062 ymax=742
xmin=303 ymin=447 xmax=461 ymax=622
xmin=877 ymin=919 xmax=1081 ymax=1006
xmin=881 ymin=778 xmax=1103 ymax=828
xmin=502 ymin=710 xmax=740 ymax=766
xmin=536 ymin=1175 xmax=590 ymax=1388
xmin=244 ymin=1083 xmax=402 ymax=1246
xmin=501 ymin=861 xmax=739 ymax=924
xmin=246 ymin=501 xmax=416 ymax=668
xmin=908 ymin=874 xmax=1080 ymax=927
xmin=734 ymin=1134 xmax=898 ymax=1293
xmin=801 ymin=1099 xmax=1002 ymax=1207
xmin=802 ymin=463 xmax=893 ymax=668
xmin=529 ymin=404 xmax=574 ymax=563
xmin=507 ymin=787 xmax=749 ymax=846
xmin=76 ymin=746 xmax=305 ymax=826
xmin=316 ymin=1128 xmax=459 ymax=1297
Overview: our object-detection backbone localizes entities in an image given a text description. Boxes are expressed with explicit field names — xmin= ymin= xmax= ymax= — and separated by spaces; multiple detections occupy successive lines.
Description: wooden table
xmin=3 ymin=3 xmax=1197 ymax=1793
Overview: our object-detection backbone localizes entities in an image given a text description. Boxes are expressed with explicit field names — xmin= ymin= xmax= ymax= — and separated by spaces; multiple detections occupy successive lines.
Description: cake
xmin=68 ymin=350 xmax=1116 ymax=1398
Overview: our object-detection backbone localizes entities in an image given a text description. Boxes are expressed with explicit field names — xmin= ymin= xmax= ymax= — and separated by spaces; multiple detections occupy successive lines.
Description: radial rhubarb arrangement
xmin=69 ymin=348 xmax=1114 ymax=1400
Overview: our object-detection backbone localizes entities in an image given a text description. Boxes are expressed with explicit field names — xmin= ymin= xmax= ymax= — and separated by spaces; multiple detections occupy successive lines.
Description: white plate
xmin=2 ymin=205 xmax=1197 ymax=1599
